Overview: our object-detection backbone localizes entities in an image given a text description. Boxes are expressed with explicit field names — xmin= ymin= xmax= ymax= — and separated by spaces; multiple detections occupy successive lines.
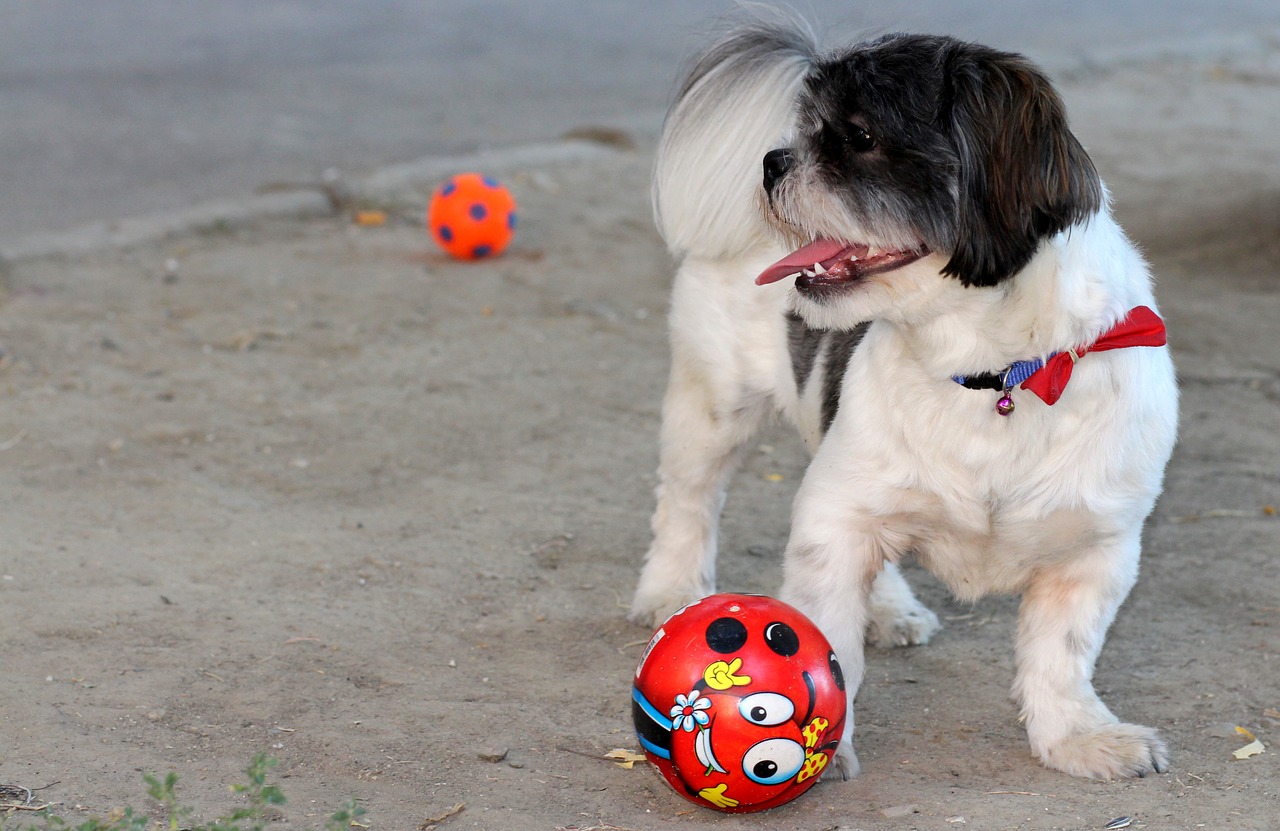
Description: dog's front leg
xmin=778 ymin=485 xmax=888 ymax=780
xmin=630 ymin=334 xmax=770 ymax=626
xmin=1013 ymin=533 xmax=1168 ymax=779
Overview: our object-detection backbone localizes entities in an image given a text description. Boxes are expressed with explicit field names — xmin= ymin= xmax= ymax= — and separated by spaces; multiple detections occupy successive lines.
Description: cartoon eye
xmin=738 ymin=692 xmax=795 ymax=726
xmin=741 ymin=738 xmax=806 ymax=785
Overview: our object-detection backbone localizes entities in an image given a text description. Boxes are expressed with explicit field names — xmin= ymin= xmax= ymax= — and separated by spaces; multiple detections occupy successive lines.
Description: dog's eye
xmin=846 ymin=125 xmax=876 ymax=152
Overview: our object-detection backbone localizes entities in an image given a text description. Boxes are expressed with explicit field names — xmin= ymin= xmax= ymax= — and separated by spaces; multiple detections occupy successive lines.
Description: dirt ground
xmin=1 ymin=49 xmax=1278 ymax=831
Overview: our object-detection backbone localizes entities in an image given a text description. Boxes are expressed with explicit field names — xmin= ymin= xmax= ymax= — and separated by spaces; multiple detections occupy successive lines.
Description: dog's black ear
xmin=942 ymin=46 xmax=1102 ymax=287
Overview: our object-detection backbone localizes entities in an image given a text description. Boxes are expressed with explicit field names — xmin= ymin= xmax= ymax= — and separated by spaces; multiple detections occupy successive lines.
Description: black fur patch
xmin=788 ymin=314 xmax=870 ymax=433
xmin=787 ymin=312 xmax=824 ymax=389
xmin=940 ymin=42 xmax=1102 ymax=285
xmin=821 ymin=323 xmax=870 ymax=431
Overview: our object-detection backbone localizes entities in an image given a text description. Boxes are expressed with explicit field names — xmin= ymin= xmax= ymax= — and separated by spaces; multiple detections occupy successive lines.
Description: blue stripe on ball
xmin=483 ymin=176 xmax=499 ymax=188
xmin=439 ymin=225 xmax=453 ymax=242
xmin=508 ymin=212 xmax=517 ymax=230
xmin=469 ymin=203 xmax=488 ymax=221
xmin=472 ymin=244 xmax=492 ymax=258
xmin=441 ymin=181 xmax=457 ymax=197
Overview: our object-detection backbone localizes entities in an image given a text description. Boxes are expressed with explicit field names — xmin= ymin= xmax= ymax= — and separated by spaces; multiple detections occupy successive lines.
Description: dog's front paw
xmin=865 ymin=594 xmax=940 ymax=648
xmin=828 ymin=738 xmax=861 ymax=780
xmin=1037 ymin=724 xmax=1169 ymax=780
xmin=628 ymin=539 xmax=715 ymax=628
xmin=628 ymin=582 xmax=706 ymax=629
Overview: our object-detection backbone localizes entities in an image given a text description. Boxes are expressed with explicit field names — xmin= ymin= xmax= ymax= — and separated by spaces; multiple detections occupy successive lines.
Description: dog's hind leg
xmin=866 ymin=561 xmax=940 ymax=648
xmin=629 ymin=257 xmax=785 ymax=627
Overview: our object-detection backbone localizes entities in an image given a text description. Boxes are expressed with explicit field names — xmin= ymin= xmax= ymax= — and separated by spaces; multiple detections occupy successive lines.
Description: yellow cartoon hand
xmin=698 ymin=783 xmax=740 ymax=809
xmin=703 ymin=657 xmax=751 ymax=690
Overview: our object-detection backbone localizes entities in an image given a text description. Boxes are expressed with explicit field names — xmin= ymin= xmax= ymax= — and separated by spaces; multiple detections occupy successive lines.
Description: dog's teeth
xmin=812 ymin=262 xmax=826 ymax=274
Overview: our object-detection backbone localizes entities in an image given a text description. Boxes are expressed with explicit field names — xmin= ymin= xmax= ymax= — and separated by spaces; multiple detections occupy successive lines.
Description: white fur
xmin=652 ymin=15 xmax=815 ymax=259
xmin=632 ymin=25 xmax=1178 ymax=783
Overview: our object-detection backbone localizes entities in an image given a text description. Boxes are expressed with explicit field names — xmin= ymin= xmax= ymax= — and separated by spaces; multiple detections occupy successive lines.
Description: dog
xmin=630 ymin=14 xmax=1178 ymax=783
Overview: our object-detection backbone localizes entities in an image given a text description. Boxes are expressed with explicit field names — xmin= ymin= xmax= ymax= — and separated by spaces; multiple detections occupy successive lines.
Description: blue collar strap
xmin=952 ymin=355 xmax=1053 ymax=392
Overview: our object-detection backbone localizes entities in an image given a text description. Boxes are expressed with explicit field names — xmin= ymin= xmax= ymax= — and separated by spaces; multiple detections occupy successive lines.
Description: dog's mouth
xmin=756 ymin=239 xmax=928 ymax=289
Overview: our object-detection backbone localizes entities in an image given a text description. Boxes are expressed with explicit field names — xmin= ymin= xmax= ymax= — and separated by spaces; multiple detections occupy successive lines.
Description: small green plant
xmin=1 ymin=754 xmax=364 ymax=831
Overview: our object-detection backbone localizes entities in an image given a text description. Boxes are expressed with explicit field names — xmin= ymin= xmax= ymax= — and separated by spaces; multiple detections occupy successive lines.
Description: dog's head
xmin=758 ymin=34 xmax=1102 ymax=321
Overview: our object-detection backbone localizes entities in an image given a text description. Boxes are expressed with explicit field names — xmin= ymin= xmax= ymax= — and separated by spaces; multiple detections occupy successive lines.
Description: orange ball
xmin=426 ymin=173 xmax=518 ymax=260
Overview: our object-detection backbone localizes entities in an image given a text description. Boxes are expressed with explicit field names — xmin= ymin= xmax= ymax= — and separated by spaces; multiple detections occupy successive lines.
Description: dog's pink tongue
xmin=756 ymin=239 xmax=865 ymax=285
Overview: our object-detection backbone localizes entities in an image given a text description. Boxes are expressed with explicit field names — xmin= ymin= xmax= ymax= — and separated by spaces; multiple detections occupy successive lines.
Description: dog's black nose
xmin=763 ymin=148 xmax=795 ymax=193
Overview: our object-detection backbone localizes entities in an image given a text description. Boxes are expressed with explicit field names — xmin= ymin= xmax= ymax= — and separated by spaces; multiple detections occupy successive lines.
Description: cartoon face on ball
xmin=632 ymin=594 xmax=847 ymax=812
xmin=671 ymin=688 xmax=824 ymax=789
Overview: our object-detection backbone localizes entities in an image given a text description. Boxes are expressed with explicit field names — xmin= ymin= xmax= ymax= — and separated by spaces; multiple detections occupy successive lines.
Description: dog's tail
xmin=653 ymin=13 xmax=817 ymax=260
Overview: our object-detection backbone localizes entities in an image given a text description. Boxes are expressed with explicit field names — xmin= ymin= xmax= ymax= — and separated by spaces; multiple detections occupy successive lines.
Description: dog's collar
xmin=952 ymin=306 xmax=1167 ymax=416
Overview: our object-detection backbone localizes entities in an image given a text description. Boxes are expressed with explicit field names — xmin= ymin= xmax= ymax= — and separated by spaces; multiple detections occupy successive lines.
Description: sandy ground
xmin=1 ymin=49 xmax=1278 ymax=831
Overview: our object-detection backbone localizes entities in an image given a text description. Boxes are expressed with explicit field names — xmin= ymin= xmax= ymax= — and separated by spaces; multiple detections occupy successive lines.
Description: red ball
xmin=632 ymin=594 xmax=847 ymax=813
xmin=426 ymin=172 xmax=517 ymax=260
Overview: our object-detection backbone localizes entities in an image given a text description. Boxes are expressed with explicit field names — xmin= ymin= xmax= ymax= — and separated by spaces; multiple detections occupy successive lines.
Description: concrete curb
xmin=0 ymin=138 xmax=628 ymax=264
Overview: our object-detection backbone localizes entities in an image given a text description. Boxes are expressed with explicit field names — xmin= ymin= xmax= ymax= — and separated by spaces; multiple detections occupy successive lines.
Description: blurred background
xmin=3 ymin=0 xmax=1279 ymax=249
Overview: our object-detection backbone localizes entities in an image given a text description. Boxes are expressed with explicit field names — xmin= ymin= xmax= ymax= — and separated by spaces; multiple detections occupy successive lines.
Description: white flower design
xmin=669 ymin=689 xmax=711 ymax=732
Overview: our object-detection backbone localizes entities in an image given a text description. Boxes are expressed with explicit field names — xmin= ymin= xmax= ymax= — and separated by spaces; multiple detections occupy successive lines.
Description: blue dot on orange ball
xmin=427 ymin=172 xmax=518 ymax=260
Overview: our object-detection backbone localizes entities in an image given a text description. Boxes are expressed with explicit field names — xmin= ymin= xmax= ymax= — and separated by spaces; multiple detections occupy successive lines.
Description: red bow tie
xmin=1021 ymin=305 xmax=1167 ymax=405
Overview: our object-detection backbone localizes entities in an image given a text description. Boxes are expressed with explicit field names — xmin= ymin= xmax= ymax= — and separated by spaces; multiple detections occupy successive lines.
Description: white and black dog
xmin=630 ymin=15 xmax=1178 ymax=781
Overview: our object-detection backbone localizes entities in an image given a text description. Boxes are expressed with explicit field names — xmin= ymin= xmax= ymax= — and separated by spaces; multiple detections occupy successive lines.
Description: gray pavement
xmin=3 ymin=0 xmax=1280 ymax=251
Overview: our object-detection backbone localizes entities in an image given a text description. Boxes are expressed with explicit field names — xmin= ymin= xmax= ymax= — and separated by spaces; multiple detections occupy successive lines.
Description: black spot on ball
xmin=705 ymin=617 xmax=748 ymax=654
xmin=764 ymin=621 xmax=799 ymax=657
xmin=829 ymin=651 xmax=846 ymax=691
